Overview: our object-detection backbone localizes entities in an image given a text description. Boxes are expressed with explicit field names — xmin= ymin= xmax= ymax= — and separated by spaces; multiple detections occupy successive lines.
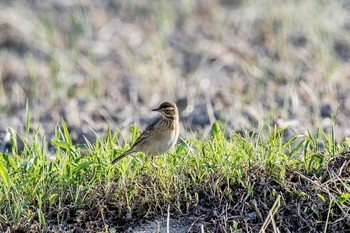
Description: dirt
xmin=124 ymin=217 xmax=199 ymax=233
xmin=1 ymin=0 xmax=350 ymax=232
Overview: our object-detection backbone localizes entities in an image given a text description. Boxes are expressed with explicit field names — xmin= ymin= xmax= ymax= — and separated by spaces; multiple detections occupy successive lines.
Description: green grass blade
xmin=73 ymin=161 xmax=93 ymax=174
xmin=0 ymin=155 xmax=10 ymax=186
xmin=61 ymin=119 xmax=72 ymax=144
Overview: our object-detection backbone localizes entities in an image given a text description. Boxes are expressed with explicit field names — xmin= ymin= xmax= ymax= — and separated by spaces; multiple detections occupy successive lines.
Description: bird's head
xmin=152 ymin=101 xmax=178 ymax=119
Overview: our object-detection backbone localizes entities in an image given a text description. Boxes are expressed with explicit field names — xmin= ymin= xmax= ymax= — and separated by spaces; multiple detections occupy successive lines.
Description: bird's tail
xmin=112 ymin=150 xmax=131 ymax=164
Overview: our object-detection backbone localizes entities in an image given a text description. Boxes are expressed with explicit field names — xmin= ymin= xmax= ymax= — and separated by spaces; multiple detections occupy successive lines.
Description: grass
xmin=0 ymin=113 xmax=349 ymax=232
xmin=1 ymin=0 xmax=350 ymax=232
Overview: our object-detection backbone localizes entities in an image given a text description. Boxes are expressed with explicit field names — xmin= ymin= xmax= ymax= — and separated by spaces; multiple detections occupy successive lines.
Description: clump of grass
xmin=0 ymin=117 xmax=349 ymax=231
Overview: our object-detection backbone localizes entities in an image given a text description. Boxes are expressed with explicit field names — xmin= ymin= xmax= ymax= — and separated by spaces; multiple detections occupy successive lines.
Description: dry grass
xmin=0 ymin=0 xmax=350 ymax=137
xmin=0 ymin=0 xmax=350 ymax=232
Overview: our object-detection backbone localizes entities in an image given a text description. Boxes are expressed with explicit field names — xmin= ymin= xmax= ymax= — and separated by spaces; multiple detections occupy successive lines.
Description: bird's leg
xmin=151 ymin=155 xmax=167 ymax=168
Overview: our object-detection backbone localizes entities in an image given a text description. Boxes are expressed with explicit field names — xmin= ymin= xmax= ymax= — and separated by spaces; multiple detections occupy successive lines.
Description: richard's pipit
xmin=112 ymin=101 xmax=179 ymax=164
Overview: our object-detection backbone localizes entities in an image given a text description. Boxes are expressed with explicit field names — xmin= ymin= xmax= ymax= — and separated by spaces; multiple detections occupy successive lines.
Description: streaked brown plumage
xmin=112 ymin=101 xmax=179 ymax=164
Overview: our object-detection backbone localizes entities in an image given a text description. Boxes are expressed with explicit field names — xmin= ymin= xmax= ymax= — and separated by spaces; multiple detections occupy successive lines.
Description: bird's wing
xmin=131 ymin=117 xmax=161 ymax=149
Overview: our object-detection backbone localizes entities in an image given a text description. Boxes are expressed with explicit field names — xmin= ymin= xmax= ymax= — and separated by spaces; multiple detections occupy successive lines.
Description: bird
xmin=112 ymin=101 xmax=179 ymax=164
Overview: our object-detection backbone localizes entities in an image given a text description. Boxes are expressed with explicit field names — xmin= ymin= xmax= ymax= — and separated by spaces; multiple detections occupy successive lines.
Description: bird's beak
xmin=152 ymin=107 xmax=159 ymax=112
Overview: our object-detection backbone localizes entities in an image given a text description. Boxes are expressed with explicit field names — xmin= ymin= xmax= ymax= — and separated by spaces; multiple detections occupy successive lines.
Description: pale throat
xmin=162 ymin=114 xmax=178 ymax=121
xmin=162 ymin=113 xmax=179 ymax=129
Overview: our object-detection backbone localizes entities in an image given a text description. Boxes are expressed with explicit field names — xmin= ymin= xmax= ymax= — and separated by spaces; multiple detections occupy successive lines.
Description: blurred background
xmin=1 ymin=0 xmax=350 ymax=147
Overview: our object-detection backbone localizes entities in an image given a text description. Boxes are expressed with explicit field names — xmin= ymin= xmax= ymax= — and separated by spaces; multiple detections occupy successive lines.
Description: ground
xmin=0 ymin=0 xmax=350 ymax=232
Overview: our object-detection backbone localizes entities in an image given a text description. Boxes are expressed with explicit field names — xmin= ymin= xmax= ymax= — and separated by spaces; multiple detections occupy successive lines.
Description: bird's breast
xmin=150 ymin=128 xmax=179 ymax=155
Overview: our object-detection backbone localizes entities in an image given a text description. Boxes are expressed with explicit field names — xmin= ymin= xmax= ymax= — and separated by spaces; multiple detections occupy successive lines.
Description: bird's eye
xmin=164 ymin=109 xmax=170 ymax=114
